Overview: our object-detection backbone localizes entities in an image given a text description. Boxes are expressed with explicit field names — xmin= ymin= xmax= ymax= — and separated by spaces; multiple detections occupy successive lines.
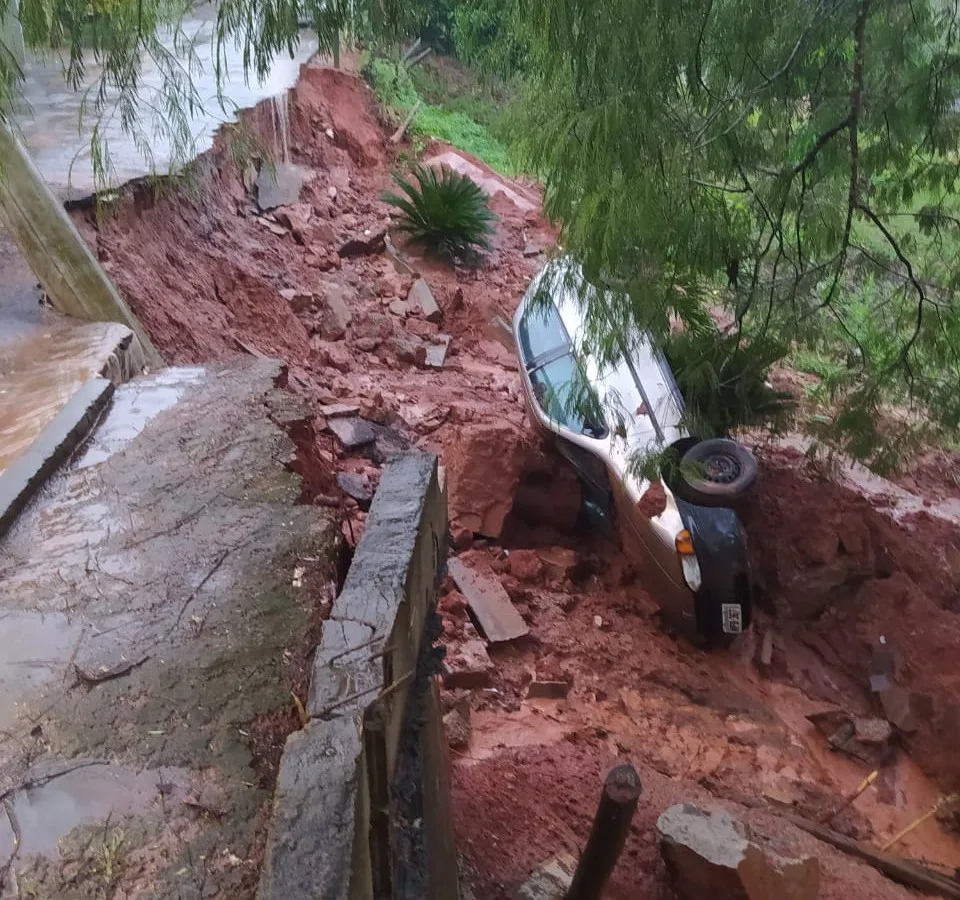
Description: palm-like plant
xmin=383 ymin=164 xmax=497 ymax=261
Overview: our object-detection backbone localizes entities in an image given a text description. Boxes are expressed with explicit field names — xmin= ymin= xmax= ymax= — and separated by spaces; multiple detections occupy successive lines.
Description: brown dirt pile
xmin=69 ymin=60 xmax=960 ymax=899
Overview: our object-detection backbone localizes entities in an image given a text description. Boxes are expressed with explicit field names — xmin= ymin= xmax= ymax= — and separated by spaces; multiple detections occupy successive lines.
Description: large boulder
xmin=446 ymin=423 xmax=529 ymax=539
xmin=657 ymin=804 xmax=820 ymax=900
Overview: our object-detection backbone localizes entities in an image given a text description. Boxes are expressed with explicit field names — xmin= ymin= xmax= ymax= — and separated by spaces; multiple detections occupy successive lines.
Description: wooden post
xmin=565 ymin=764 xmax=642 ymax=900
xmin=0 ymin=118 xmax=163 ymax=367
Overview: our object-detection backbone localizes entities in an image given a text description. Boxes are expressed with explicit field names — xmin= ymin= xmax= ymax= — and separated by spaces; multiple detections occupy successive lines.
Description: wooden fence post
xmin=565 ymin=764 xmax=642 ymax=900
xmin=0 ymin=118 xmax=163 ymax=367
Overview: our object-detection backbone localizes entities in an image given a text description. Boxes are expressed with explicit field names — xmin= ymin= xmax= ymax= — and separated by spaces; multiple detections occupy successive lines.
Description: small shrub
xmin=661 ymin=327 xmax=796 ymax=438
xmin=383 ymin=164 xmax=497 ymax=261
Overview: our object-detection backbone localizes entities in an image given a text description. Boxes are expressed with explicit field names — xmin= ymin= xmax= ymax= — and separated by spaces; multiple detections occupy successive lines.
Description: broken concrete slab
xmin=259 ymin=717 xmax=365 ymax=900
xmin=425 ymin=334 xmax=452 ymax=369
xmin=657 ymin=804 xmax=820 ymax=900
xmin=448 ymin=557 xmax=529 ymax=643
xmin=409 ymin=277 xmax=442 ymax=323
xmin=256 ymin=163 xmax=307 ymax=211
xmin=327 ymin=416 xmax=376 ymax=450
xmin=0 ymin=376 xmax=114 ymax=540
xmin=319 ymin=402 xmax=361 ymax=419
xmin=442 ymin=638 xmax=495 ymax=689
xmin=0 ymin=358 xmax=337 ymax=897
xmin=514 ymin=855 xmax=576 ymax=900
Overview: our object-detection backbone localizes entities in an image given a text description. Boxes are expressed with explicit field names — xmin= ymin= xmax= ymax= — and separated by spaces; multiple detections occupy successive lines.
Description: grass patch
xmin=365 ymin=56 xmax=519 ymax=176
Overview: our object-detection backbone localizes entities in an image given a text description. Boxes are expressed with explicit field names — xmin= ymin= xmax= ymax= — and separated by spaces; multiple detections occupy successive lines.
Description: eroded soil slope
xmin=71 ymin=61 xmax=960 ymax=899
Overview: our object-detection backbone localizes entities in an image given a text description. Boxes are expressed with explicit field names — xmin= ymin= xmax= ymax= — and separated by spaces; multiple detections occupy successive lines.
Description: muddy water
xmin=0 ymin=321 xmax=134 ymax=476
xmin=10 ymin=6 xmax=318 ymax=197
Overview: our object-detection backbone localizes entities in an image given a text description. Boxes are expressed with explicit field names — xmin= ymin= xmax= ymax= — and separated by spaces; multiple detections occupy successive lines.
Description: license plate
xmin=721 ymin=603 xmax=743 ymax=634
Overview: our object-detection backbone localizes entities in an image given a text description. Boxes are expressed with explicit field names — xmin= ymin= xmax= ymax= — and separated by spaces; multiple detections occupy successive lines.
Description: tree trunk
xmin=0 ymin=118 xmax=162 ymax=367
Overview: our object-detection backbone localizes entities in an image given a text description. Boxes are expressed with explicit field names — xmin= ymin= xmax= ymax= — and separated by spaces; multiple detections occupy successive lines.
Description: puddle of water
xmin=8 ymin=763 xmax=189 ymax=857
xmin=10 ymin=7 xmax=318 ymax=197
xmin=0 ymin=610 xmax=85 ymax=732
xmin=77 ymin=367 xmax=205 ymax=469
xmin=0 ymin=322 xmax=133 ymax=477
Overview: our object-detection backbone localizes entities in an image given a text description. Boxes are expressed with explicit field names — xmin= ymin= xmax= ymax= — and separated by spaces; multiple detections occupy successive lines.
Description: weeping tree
xmin=507 ymin=0 xmax=960 ymax=469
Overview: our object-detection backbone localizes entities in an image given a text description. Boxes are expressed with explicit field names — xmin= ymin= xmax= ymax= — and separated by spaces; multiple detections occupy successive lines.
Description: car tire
xmin=678 ymin=439 xmax=758 ymax=506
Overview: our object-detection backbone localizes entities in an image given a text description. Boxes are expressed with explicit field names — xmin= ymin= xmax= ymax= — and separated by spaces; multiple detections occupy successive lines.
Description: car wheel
xmin=678 ymin=439 xmax=758 ymax=506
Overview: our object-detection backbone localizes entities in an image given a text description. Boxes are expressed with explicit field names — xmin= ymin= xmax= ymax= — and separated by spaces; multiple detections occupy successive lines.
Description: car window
xmin=518 ymin=302 xmax=568 ymax=366
xmin=529 ymin=354 xmax=607 ymax=438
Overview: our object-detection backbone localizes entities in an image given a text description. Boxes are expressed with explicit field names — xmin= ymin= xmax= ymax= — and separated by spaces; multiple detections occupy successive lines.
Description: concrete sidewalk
xmin=0 ymin=357 xmax=335 ymax=899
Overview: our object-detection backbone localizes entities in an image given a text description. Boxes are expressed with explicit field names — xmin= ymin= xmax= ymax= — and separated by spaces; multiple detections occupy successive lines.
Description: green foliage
xmin=382 ymin=163 xmax=496 ymax=260
xmin=661 ymin=328 xmax=796 ymax=439
xmin=366 ymin=56 xmax=517 ymax=174
xmin=508 ymin=0 xmax=960 ymax=466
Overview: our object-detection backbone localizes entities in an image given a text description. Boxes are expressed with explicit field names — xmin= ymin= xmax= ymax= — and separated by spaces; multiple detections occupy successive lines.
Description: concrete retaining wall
xmin=259 ymin=451 xmax=458 ymax=900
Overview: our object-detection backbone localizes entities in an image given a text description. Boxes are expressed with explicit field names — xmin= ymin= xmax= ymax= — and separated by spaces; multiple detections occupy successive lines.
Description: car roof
xmin=520 ymin=260 xmax=687 ymax=449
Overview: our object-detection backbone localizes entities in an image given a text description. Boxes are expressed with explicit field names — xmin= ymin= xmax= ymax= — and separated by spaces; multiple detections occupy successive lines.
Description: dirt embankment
xmin=70 ymin=61 xmax=960 ymax=900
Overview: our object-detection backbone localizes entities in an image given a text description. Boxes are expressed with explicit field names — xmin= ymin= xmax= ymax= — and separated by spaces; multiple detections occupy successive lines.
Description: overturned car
xmin=513 ymin=261 xmax=757 ymax=645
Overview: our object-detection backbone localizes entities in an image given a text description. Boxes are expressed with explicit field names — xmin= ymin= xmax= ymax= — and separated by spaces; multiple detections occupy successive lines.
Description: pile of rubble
xmin=69 ymin=60 xmax=960 ymax=900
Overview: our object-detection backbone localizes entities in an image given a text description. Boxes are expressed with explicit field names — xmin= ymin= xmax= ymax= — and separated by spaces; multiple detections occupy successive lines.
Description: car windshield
xmin=529 ymin=354 xmax=606 ymax=438
xmin=518 ymin=301 xmax=568 ymax=365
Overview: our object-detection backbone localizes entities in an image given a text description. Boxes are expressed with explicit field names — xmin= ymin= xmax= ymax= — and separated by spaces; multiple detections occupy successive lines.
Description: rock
xmin=878 ymin=685 xmax=921 ymax=733
xmin=514 ymin=855 xmax=576 ymax=900
xmin=657 ymin=804 xmax=820 ymax=900
xmin=352 ymin=312 xmax=394 ymax=344
xmin=537 ymin=547 xmax=580 ymax=581
xmin=339 ymin=228 xmax=387 ymax=258
xmin=312 ymin=221 xmax=337 ymax=246
xmin=319 ymin=403 xmax=361 ymax=419
xmin=527 ymin=681 xmax=570 ymax=700
xmin=522 ymin=241 xmax=542 ymax=258
xmin=311 ymin=340 xmax=353 ymax=373
xmin=443 ymin=707 xmax=472 ymax=750
xmin=337 ymin=472 xmax=373 ymax=510
xmin=508 ymin=549 xmax=545 ymax=582
xmin=256 ymin=163 xmax=306 ymax=211
xmin=408 ymin=278 xmax=442 ymax=323
xmin=327 ymin=185 xmax=338 ymax=200
xmin=355 ymin=337 xmax=379 ymax=352
xmin=388 ymin=299 xmax=410 ymax=318
xmin=280 ymin=288 xmax=315 ymax=313
xmin=377 ymin=273 xmax=402 ymax=298
xmin=807 ymin=709 xmax=893 ymax=763
xmin=425 ymin=335 xmax=452 ymax=369
xmin=442 ymin=639 xmax=495 ymax=689
xmin=327 ymin=417 xmax=376 ymax=451
xmin=317 ymin=286 xmax=354 ymax=340
xmin=637 ymin=481 xmax=668 ymax=518
xmin=386 ymin=334 xmax=427 ymax=367
xmin=446 ymin=422 xmax=529 ymax=539
xmin=439 ymin=590 xmax=468 ymax=617
xmin=257 ymin=217 xmax=290 ymax=237
xmin=275 ymin=203 xmax=314 ymax=244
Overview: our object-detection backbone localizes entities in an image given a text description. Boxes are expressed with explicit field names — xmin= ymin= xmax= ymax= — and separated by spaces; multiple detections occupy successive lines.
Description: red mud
xmin=70 ymin=62 xmax=960 ymax=899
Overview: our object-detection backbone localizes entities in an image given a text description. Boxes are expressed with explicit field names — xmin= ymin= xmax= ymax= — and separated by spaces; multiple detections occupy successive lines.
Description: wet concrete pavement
xmin=0 ymin=357 xmax=335 ymax=898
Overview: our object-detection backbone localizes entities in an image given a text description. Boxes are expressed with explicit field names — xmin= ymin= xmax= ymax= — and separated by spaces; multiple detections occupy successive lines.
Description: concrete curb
xmin=0 ymin=376 xmax=114 ymax=540
xmin=259 ymin=451 xmax=458 ymax=900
